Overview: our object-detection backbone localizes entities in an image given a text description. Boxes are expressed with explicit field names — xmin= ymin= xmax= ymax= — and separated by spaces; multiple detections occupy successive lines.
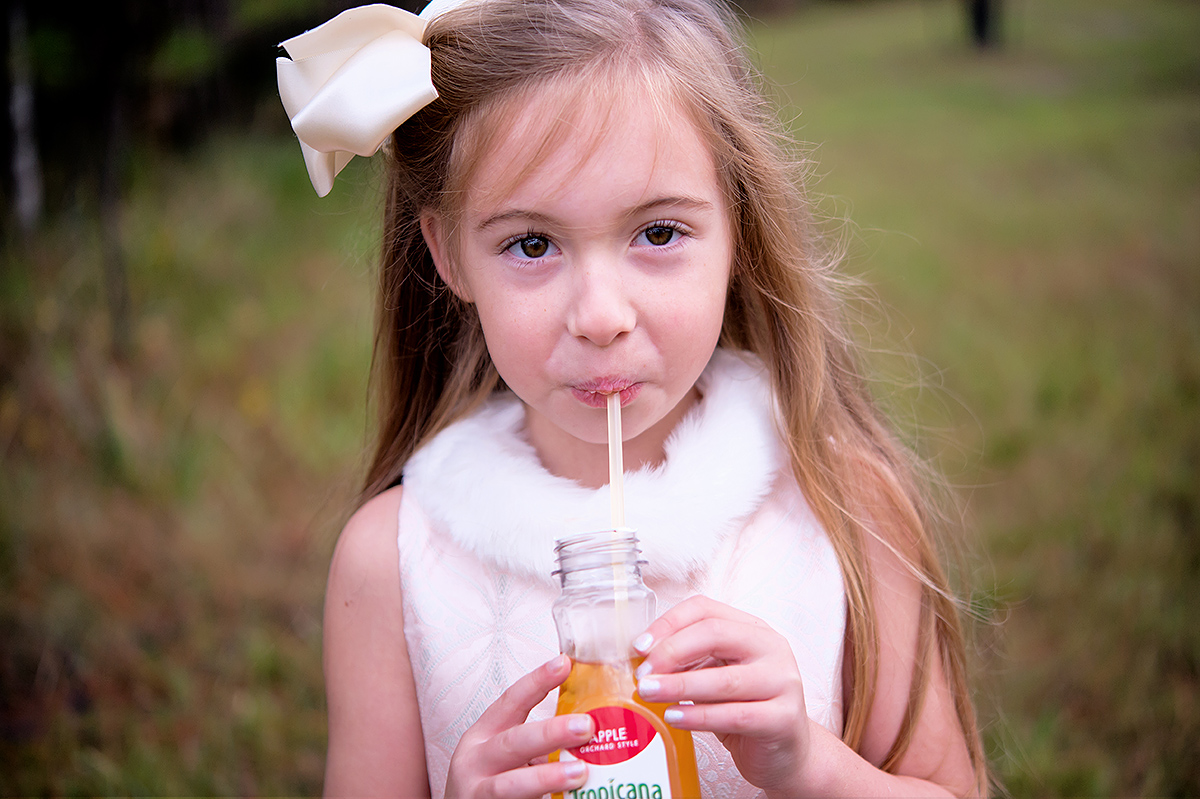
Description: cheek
xmin=475 ymin=297 xmax=555 ymax=376
xmin=676 ymin=264 xmax=730 ymax=333
xmin=660 ymin=301 xmax=717 ymax=333
xmin=650 ymin=295 xmax=725 ymax=373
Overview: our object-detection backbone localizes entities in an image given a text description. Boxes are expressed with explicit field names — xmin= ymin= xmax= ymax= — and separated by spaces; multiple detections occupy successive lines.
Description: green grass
xmin=0 ymin=135 xmax=380 ymax=795
xmin=1 ymin=0 xmax=1197 ymax=794
xmin=752 ymin=0 xmax=1199 ymax=795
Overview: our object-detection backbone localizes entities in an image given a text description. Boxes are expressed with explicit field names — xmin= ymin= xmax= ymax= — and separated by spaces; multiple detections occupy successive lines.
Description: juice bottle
xmin=550 ymin=530 xmax=700 ymax=799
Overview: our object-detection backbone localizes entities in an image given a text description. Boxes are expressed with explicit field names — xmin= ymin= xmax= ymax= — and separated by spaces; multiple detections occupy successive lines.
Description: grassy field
xmin=1 ymin=0 xmax=1197 ymax=795
xmin=753 ymin=0 xmax=1195 ymax=791
xmin=750 ymin=1 xmax=1200 ymax=794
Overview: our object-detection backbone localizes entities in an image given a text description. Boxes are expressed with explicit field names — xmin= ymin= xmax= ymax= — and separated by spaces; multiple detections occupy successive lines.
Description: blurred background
xmin=0 ymin=0 xmax=1196 ymax=794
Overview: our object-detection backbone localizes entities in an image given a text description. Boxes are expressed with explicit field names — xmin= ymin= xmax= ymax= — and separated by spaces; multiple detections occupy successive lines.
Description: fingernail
xmin=563 ymin=760 xmax=586 ymax=779
xmin=637 ymin=677 xmax=661 ymax=698
xmin=567 ymin=715 xmax=592 ymax=736
xmin=634 ymin=660 xmax=653 ymax=680
xmin=632 ymin=632 xmax=654 ymax=653
xmin=544 ymin=654 xmax=568 ymax=672
xmin=664 ymin=708 xmax=684 ymax=724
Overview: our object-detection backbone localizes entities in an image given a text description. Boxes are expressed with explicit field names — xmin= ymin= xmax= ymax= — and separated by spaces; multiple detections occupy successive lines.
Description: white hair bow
xmin=277 ymin=2 xmax=464 ymax=197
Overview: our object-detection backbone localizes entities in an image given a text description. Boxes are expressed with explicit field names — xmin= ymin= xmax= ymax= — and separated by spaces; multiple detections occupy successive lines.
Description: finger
xmin=659 ymin=699 xmax=804 ymax=738
xmin=635 ymin=596 xmax=764 ymax=653
xmin=477 ymin=713 xmax=595 ymax=775
xmin=483 ymin=760 xmax=588 ymax=799
xmin=637 ymin=662 xmax=793 ymax=704
xmin=472 ymin=655 xmax=573 ymax=736
xmin=638 ymin=616 xmax=788 ymax=678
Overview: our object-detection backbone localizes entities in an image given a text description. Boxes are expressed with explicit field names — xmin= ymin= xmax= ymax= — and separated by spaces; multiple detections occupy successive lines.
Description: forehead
xmin=454 ymin=72 xmax=719 ymax=215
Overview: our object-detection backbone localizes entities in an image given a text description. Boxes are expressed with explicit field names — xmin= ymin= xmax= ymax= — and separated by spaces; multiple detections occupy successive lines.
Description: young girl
xmin=277 ymin=0 xmax=987 ymax=796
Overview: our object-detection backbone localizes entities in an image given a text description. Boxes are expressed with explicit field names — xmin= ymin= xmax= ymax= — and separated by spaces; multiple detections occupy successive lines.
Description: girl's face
xmin=425 ymin=89 xmax=732 ymax=486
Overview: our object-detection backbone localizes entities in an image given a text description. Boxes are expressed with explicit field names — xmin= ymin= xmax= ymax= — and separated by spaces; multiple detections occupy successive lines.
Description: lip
xmin=570 ymin=379 xmax=642 ymax=409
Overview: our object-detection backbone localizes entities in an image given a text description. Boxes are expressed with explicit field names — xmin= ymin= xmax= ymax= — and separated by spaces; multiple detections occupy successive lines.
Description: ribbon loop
xmin=277 ymin=4 xmax=437 ymax=196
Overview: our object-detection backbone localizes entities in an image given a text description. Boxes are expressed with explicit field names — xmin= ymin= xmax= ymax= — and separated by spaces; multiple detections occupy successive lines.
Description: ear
xmin=421 ymin=211 xmax=473 ymax=303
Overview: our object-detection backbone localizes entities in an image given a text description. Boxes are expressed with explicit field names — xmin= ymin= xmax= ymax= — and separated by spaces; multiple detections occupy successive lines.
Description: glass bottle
xmin=550 ymin=529 xmax=700 ymax=799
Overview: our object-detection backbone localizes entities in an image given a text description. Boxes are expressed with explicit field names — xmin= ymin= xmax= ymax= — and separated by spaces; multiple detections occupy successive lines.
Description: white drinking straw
xmin=606 ymin=392 xmax=630 ymax=648
xmin=607 ymin=391 xmax=625 ymax=528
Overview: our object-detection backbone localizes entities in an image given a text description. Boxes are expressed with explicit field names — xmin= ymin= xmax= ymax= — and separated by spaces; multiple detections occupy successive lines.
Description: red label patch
xmin=568 ymin=706 xmax=659 ymax=765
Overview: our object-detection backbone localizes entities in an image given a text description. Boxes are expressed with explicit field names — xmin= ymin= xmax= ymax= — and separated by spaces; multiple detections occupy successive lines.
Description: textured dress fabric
xmin=398 ymin=350 xmax=846 ymax=798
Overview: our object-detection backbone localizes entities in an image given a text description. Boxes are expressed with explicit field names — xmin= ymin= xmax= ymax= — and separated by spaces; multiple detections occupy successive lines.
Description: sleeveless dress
xmin=398 ymin=349 xmax=846 ymax=798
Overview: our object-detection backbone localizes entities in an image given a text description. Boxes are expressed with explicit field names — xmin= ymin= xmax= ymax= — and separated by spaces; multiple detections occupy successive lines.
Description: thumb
xmin=472 ymin=654 xmax=572 ymax=736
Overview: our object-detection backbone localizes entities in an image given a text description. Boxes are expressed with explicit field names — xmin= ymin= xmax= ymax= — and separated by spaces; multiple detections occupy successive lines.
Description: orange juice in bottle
xmin=550 ymin=530 xmax=700 ymax=798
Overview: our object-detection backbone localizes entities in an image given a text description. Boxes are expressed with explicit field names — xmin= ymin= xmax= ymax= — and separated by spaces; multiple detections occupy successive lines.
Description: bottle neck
xmin=552 ymin=529 xmax=653 ymax=663
xmin=553 ymin=529 xmax=646 ymax=592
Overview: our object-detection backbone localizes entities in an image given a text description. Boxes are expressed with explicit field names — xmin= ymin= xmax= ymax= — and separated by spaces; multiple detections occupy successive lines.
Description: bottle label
xmin=560 ymin=706 xmax=672 ymax=798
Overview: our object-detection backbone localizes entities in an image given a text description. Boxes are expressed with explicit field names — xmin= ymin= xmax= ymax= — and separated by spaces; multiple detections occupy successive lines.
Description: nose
xmin=565 ymin=257 xmax=636 ymax=346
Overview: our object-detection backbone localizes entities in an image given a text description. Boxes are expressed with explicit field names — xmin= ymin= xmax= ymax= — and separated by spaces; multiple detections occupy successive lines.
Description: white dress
xmin=398 ymin=350 xmax=846 ymax=798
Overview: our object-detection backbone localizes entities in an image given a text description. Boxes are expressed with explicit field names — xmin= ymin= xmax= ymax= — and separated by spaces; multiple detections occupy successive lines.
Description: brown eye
xmin=516 ymin=236 xmax=550 ymax=258
xmin=642 ymin=225 xmax=678 ymax=246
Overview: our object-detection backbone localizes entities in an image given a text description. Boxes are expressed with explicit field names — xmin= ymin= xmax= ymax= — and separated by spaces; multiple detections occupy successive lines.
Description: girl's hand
xmin=632 ymin=595 xmax=814 ymax=796
xmin=445 ymin=654 xmax=595 ymax=799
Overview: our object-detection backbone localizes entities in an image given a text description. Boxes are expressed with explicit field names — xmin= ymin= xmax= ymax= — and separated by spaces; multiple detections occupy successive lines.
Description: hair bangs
xmin=444 ymin=57 xmax=707 ymax=222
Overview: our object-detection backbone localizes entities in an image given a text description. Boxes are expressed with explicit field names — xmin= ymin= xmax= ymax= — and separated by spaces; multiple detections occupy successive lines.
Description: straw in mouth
xmin=607 ymin=391 xmax=625 ymax=529
xmin=606 ymin=392 xmax=631 ymax=623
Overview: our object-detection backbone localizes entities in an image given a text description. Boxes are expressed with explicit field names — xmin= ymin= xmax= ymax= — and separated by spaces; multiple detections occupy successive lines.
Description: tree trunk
xmin=967 ymin=0 xmax=1001 ymax=48
xmin=100 ymin=95 xmax=131 ymax=362
xmin=9 ymin=3 xmax=43 ymax=236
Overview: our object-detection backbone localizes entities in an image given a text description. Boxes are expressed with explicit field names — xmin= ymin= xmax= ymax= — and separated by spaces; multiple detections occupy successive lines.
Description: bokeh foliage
xmin=1 ymin=133 xmax=379 ymax=793
xmin=1 ymin=0 xmax=1197 ymax=795
xmin=751 ymin=0 xmax=1199 ymax=794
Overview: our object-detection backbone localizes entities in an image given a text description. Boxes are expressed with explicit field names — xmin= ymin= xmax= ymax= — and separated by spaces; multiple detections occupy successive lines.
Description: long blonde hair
xmin=361 ymin=0 xmax=984 ymax=789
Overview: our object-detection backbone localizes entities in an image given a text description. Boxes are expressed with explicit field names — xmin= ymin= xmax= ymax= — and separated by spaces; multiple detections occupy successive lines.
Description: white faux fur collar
xmin=402 ymin=349 xmax=785 ymax=581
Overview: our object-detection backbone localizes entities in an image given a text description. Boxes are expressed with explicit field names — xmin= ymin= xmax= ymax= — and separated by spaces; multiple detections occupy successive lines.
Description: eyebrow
xmin=476 ymin=195 xmax=715 ymax=231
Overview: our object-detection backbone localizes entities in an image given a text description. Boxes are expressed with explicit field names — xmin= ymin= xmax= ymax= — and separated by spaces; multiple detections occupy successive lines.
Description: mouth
xmin=570 ymin=379 xmax=642 ymax=409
